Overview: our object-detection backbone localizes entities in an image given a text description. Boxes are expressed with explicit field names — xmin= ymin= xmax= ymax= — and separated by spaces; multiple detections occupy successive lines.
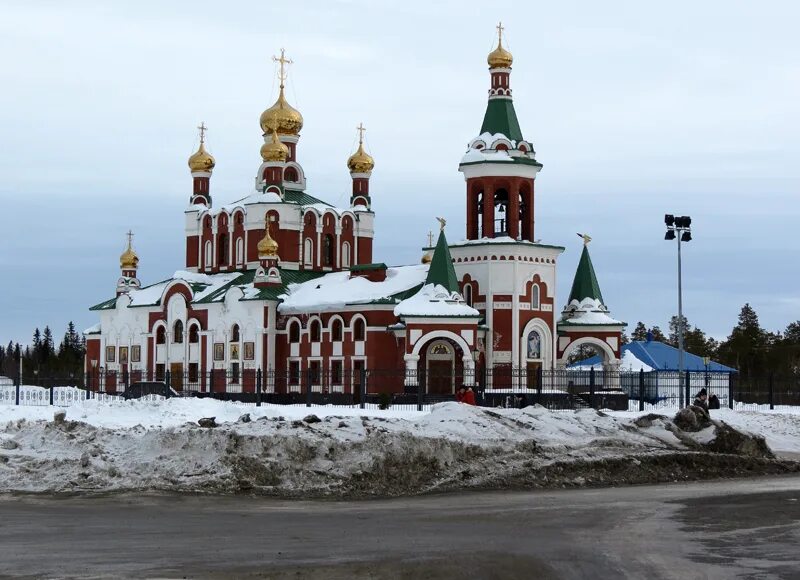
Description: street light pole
xmin=665 ymin=214 xmax=692 ymax=407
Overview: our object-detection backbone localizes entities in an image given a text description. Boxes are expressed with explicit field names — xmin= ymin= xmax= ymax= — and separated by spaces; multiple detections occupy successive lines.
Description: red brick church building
xmin=85 ymin=28 xmax=625 ymax=395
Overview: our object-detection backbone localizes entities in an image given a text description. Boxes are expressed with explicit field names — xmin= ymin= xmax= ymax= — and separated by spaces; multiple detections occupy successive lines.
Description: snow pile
xmin=0 ymin=400 xmax=797 ymax=497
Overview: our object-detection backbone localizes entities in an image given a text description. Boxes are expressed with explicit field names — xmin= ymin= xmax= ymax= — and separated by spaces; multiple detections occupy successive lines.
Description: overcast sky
xmin=1 ymin=0 xmax=799 ymax=346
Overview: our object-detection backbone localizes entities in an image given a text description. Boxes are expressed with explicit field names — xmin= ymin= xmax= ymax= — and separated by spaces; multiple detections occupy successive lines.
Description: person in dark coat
xmin=456 ymin=386 xmax=466 ymax=403
xmin=708 ymin=393 xmax=720 ymax=409
xmin=462 ymin=386 xmax=477 ymax=406
xmin=693 ymin=388 xmax=709 ymax=411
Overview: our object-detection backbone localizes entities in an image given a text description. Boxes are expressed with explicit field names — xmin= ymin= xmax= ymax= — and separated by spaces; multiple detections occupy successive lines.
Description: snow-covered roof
xmin=83 ymin=322 xmax=101 ymax=335
xmin=559 ymin=297 xmax=624 ymax=327
xmin=570 ymin=349 xmax=653 ymax=372
xmin=394 ymin=283 xmax=480 ymax=318
xmin=278 ymin=264 xmax=429 ymax=314
xmin=460 ymin=148 xmax=514 ymax=164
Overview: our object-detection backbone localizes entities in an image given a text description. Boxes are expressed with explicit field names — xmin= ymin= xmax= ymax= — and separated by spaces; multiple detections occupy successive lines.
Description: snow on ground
xmin=0 ymin=399 xmax=798 ymax=497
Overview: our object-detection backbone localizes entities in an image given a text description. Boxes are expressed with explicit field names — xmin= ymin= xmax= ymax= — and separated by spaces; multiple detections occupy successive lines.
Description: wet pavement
xmin=0 ymin=476 xmax=799 ymax=579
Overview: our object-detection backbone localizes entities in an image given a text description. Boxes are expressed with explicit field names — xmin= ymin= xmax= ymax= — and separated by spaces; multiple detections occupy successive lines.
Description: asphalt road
xmin=1 ymin=477 xmax=800 ymax=579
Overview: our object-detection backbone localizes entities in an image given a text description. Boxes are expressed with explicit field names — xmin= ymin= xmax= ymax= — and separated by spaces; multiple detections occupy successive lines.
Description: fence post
xmin=359 ymin=368 xmax=367 ymax=410
xmin=49 ymin=384 xmax=54 ymax=406
xmin=256 ymin=368 xmax=262 ymax=407
xmin=87 ymin=372 xmax=92 ymax=400
xmin=639 ymin=369 xmax=645 ymax=412
xmin=728 ymin=372 xmax=734 ymax=409
xmin=769 ymin=373 xmax=774 ymax=411
xmin=306 ymin=369 xmax=313 ymax=407
xmin=685 ymin=370 xmax=691 ymax=408
xmin=14 ymin=368 xmax=20 ymax=406
xmin=536 ymin=366 xmax=543 ymax=402
xmin=165 ymin=370 xmax=171 ymax=399
xmin=417 ymin=369 xmax=424 ymax=412
xmin=589 ymin=368 xmax=596 ymax=409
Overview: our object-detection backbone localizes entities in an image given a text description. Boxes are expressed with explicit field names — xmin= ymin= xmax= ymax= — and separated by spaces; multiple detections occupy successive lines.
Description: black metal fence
xmin=3 ymin=368 xmax=799 ymax=413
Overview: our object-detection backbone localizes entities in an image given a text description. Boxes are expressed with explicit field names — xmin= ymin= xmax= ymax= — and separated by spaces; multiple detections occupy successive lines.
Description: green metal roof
xmin=243 ymin=268 xmax=327 ymax=302
xmin=480 ymin=98 xmax=524 ymax=142
xmin=426 ymin=229 xmax=460 ymax=293
xmin=349 ymin=263 xmax=387 ymax=272
xmin=284 ymin=189 xmax=333 ymax=207
xmin=568 ymin=245 xmax=605 ymax=304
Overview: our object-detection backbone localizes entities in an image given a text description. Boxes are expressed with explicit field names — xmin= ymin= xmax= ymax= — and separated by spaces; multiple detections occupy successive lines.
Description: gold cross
xmin=427 ymin=230 xmax=433 ymax=246
xmin=197 ymin=122 xmax=207 ymax=144
xmin=356 ymin=122 xmax=366 ymax=144
xmin=272 ymin=48 xmax=293 ymax=87
xmin=496 ymin=21 xmax=504 ymax=44
xmin=126 ymin=230 xmax=134 ymax=247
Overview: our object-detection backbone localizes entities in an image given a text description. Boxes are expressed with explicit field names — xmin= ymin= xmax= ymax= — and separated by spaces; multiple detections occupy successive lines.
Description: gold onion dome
xmin=261 ymin=129 xmax=289 ymax=162
xmin=488 ymin=40 xmax=513 ymax=69
xmin=258 ymin=221 xmax=279 ymax=257
xmin=421 ymin=251 xmax=433 ymax=264
xmin=347 ymin=124 xmax=374 ymax=173
xmin=188 ymin=141 xmax=215 ymax=173
xmin=259 ymin=87 xmax=303 ymax=136
xmin=120 ymin=238 xmax=139 ymax=270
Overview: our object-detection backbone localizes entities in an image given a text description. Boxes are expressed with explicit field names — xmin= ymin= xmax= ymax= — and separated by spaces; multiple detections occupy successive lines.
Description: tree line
xmin=629 ymin=304 xmax=800 ymax=377
xmin=0 ymin=322 xmax=86 ymax=379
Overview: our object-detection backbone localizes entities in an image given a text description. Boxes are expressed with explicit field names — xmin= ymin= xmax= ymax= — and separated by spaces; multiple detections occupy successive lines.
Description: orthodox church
xmin=85 ymin=27 xmax=626 ymax=395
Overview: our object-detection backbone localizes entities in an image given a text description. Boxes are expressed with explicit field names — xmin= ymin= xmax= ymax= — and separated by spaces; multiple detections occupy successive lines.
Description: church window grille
xmin=188 ymin=324 xmax=199 ymax=343
xmin=310 ymin=320 xmax=321 ymax=342
xmin=331 ymin=319 xmax=343 ymax=341
xmin=353 ymin=318 xmax=366 ymax=341
xmin=323 ymin=234 xmax=334 ymax=266
xmin=464 ymin=284 xmax=473 ymax=306
xmin=173 ymin=320 xmax=184 ymax=344
xmin=156 ymin=326 xmax=166 ymax=345
xmin=231 ymin=324 xmax=240 ymax=342
xmin=289 ymin=322 xmax=300 ymax=343
xmin=532 ymin=284 xmax=540 ymax=310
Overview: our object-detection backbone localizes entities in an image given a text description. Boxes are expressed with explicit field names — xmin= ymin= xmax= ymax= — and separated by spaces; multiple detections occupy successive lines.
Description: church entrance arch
xmin=426 ymin=340 xmax=455 ymax=394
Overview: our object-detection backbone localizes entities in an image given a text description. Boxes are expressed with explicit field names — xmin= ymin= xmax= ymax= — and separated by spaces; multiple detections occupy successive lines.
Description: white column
xmin=404 ymin=354 xmax=419 ymax=386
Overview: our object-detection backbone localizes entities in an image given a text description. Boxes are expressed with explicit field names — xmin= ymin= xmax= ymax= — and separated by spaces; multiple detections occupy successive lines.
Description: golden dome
xmin=347 ymin=124 xmax=374 ymax=173
xmin=257 ymin=219 xmax=279 ymax=258
xmin=259 ymin=86 xmax=303 ymax=136
xmin=188 ymin=142 xmax=215 ymax=173
xmin=120 ymin=234 xmax=139 ymax=270
xmin=421 ymin=251 xmax=433 ymax=264
xmin=260 ymin=129 xmax=289 ymax=162
xmin=487 ymin=39 xmax=513 ymax=69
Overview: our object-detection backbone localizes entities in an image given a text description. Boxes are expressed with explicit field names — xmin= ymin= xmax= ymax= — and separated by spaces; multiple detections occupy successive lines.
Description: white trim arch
xmin=558 ymin=336 xmax=618 ymax=367
xmin=410 ymin=330 xmax=472 ymax=361
xmin=519 ymin=318 xmax=554 ymax=369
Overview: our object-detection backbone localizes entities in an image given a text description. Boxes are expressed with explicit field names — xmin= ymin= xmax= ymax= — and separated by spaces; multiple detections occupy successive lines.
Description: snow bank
xmin=0 ymin=400 xmax=797 ymax=497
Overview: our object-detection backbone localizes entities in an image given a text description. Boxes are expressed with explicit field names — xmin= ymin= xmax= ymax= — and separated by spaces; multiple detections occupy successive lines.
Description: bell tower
xmin=459 ymin=22 xmax=542 ymax=242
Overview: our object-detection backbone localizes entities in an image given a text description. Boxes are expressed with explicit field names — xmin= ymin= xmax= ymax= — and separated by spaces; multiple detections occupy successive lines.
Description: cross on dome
xmin=197 ymin=122 xmax=207 ymax=144
xmin=356 ymin=122 xmax=366 ymax=144
xmin=496 ymin=21 xmax=504 ymax=44
xmin=273 ymin=48 xmax=293 ymax=87
xmin=126 ymin=230 xmax=134 ymax=247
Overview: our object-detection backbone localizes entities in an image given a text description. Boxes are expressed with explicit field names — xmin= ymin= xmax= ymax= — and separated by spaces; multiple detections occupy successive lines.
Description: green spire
xmin=425 ymin=228 xmax=459 ymax=293
xmin=567 ymin=244 xmax=605 ymax=304
xmin=480 ymin=98 xmax=524 ymax=142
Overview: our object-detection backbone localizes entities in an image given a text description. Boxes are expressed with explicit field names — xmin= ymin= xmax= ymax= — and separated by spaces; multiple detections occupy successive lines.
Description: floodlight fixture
xmin=665 ymin=230 xmax=676 ymax=240
xmin=664 ymin=214 xmax=675 ymax=227
xmin=681 ymin=231 xmax=692 ymax=242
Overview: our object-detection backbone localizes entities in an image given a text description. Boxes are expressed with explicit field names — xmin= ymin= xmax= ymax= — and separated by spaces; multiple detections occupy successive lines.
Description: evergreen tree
xmin=649 ymin=326 xmax=667 ymax=342
xmin=668 ymin=315 xmax=690 ymax=347
xmin=631 ymin=322 xmax=648 ymax=342
xmin=718 ymin=304 xmax=767 ymax=376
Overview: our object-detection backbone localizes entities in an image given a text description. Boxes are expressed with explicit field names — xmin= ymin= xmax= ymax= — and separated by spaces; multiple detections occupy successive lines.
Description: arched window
xmin=204 ymin=241 xmax=213 ymax=268
xmin=310 ymin=319 xmax=321 ymax=342
xmin=173 ymin=320 xmax=183 ymax=344
xmin=231 ymin=324 xmax=240 ymax=342
xmin=188 ymin=324 xmax=199 ymax=343
xmin=341 ymin=241 xmax=351 ymax=269
xmin=331 ymin=318 xmax=343 ymax=341
xmin=235 ymin=237 xmax=244 ymax=267
xmin=284 ymin=167 xmax=298 ymax=182
xmin=156 ymin=326 xmax=166 ymax=345
xmin=532 ymin=284 xmax=540 ymax=310
xmin=304 ymin=238 xmax=313 ymax=267
xmin=353 ymin=318 xmax=366 ymax=341
xmin=289 ymin=321 xmax=300 ymax=343
xmin=323 ymin=234 xmax=334 ymax=267
xmin=526 ymin=330 xmax=542 ymax=360
xmin=218 ymin=233 xmax=229 ymax=266
xmin=463 ymin=284 xmax=473 ymax=306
